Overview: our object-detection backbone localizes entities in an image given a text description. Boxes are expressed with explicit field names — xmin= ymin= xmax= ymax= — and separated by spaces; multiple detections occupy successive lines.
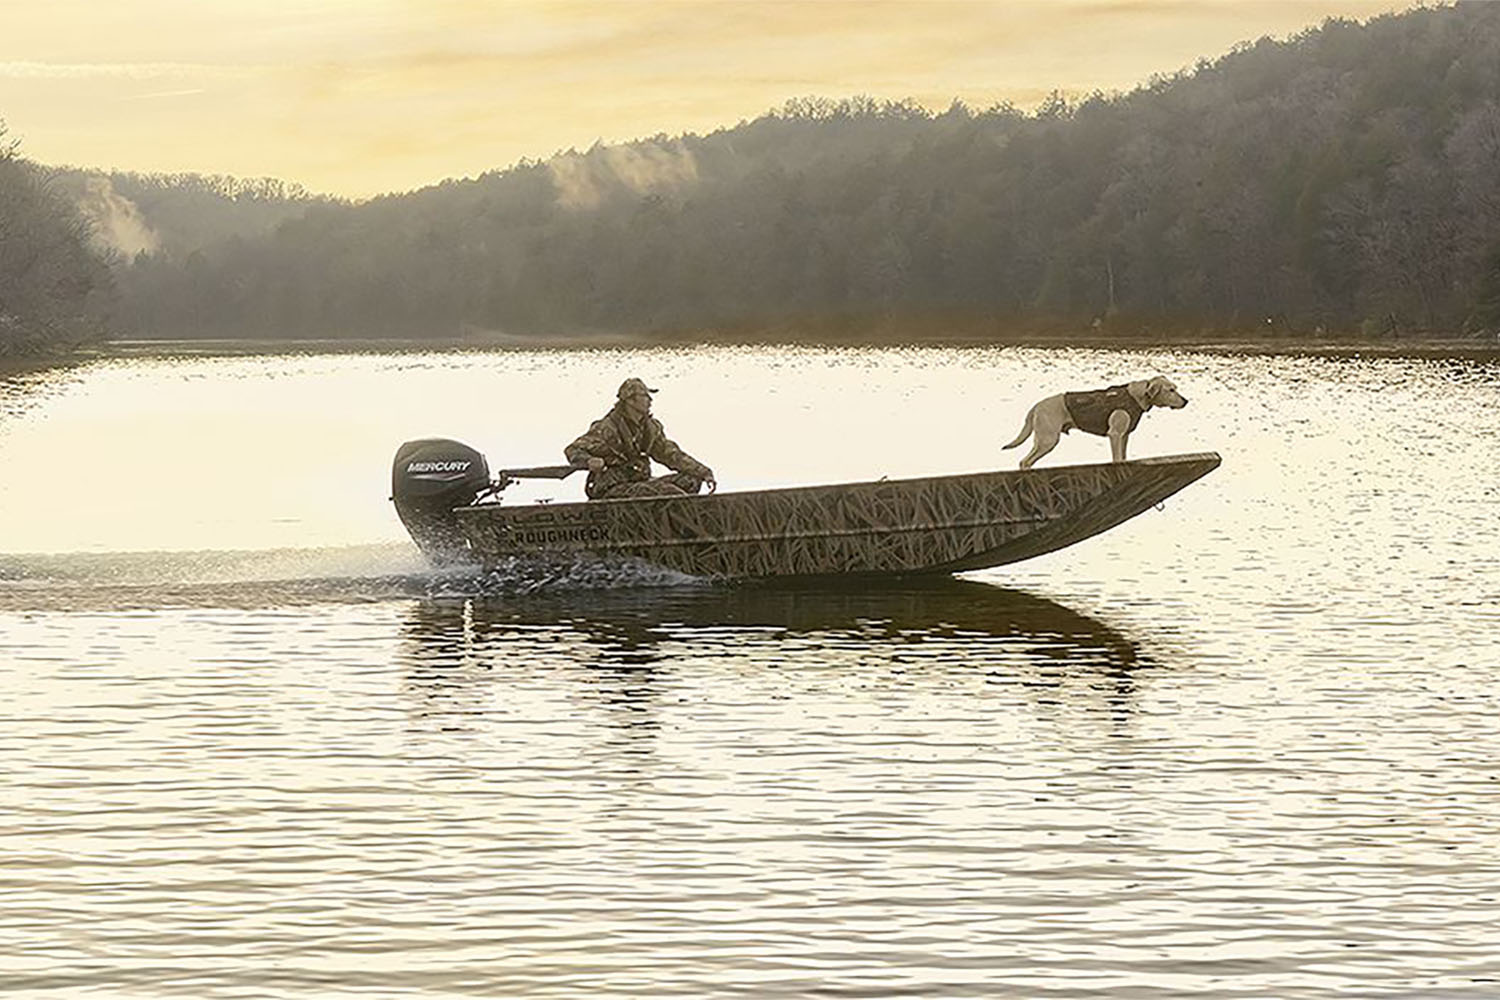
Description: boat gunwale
xmin=456 ymin=451 xmax=1223 ymax=517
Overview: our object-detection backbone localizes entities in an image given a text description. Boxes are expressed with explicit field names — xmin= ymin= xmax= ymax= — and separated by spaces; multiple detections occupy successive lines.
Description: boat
xmin=391 ymin=438 xmax=1220 ymax=581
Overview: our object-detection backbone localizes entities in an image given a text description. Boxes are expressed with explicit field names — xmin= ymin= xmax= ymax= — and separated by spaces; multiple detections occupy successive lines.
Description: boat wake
xmin=467 ymin=553 xmax=702 ymax=597
xmin=0 ymin=543 xmax=704 ymax=612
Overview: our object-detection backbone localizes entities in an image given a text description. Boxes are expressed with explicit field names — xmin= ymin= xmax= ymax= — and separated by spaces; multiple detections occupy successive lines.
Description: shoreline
xmin=6 ymin=330 xmax=1498 ymax=371
xmin=90 ymin=332 xmax=1500 ymax=361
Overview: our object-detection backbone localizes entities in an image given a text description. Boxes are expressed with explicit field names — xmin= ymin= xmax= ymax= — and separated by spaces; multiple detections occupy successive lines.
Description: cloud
xmin=606 ymin=142 xmax=698 ymax=193
xmin=75 ymin=176 xmax=161 ymax=258
xmin=0 ymin=60 xmax=245 ymax=80
xmin=548 ymin=140 xmax=699 ymax=209
xmin=547 ymin=153 xmax=602 ymax=210
xmin=117 ymin=88 xmax=208 ymax=102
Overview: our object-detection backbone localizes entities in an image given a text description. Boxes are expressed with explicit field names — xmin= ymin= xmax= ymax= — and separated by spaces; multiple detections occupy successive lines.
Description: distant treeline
xmin=50 ymin=169 xmax=326 ymax=259
xmin=11 ymin=2 xmax=1500 ymax=356
xmin=2 ymin=149 xmax=325 ymax=356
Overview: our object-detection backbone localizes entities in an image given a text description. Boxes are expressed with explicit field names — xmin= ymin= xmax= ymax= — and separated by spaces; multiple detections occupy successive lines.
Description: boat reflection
xmin=406 ymin=576 xmax=1143 ymax=654
xmin=398 ymin=577 xmax=1158 ymax=732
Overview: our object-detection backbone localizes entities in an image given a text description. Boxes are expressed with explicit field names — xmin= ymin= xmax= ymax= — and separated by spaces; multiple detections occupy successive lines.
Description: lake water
xmin=2 ymin=343 xmax=1498 ymax=998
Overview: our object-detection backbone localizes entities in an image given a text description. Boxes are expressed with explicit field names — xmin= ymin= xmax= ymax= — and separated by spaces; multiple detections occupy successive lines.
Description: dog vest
xmin=1063 ymin=384 xmax=1144 ymax=436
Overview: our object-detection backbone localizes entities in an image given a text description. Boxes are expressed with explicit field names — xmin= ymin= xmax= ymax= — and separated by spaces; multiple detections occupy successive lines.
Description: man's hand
xmin=587 ymin=456 xmax=606 ymax=473
xmin=703 ymin=468 xmax=717 ymax=494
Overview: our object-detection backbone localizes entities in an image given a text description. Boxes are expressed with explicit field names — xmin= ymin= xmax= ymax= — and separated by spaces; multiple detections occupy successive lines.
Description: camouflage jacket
xmin=1063 ymin=384 xmax=1144 ymax=437
xmin=564 ymin=404 xmax=710 ymax=498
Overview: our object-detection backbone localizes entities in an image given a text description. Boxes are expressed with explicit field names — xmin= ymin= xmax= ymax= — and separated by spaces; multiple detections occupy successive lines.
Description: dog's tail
xmin=1001 ymin=407 xmax=1035 ymax=450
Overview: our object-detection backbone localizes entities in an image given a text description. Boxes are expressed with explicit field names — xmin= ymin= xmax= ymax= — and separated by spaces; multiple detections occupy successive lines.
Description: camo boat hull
xmin=452 ymin=452 xmax=1220 ymax=581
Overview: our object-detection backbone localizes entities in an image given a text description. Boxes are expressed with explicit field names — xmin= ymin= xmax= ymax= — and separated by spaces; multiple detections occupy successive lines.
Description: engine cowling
xmin=391 ymin=438 xmax=490 ymax=567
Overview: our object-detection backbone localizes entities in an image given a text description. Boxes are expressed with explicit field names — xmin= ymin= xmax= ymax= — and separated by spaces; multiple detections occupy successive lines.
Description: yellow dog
xmin=1003 ymin=376 xmax=1188 ymax=469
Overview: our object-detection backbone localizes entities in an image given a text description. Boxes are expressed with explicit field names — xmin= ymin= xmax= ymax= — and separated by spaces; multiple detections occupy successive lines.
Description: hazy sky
xmin=1 ymin=0 xmax=1413 ymax=198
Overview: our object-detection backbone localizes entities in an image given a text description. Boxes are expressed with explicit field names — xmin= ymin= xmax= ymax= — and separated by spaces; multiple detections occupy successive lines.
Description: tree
xmin=0 ymin=119 xmax=113 ymax=356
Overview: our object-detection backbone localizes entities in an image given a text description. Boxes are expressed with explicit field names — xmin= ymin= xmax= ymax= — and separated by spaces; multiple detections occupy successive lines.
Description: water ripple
xmin=4 ymin=347 xmax=1500 ymax=997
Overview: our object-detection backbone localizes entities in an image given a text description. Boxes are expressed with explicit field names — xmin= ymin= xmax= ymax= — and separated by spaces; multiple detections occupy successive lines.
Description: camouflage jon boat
xmin=391 ymin=439 xmax=1220 ymax=580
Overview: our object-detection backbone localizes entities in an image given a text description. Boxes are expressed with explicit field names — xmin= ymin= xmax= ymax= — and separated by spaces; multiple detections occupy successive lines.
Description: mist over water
xmin=3 ymin=343 xmax=1500 ymax=998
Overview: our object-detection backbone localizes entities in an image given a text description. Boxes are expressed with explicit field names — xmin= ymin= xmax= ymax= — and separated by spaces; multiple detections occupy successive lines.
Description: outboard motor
xmin=391 ymin=438 xmax=492 ymax=567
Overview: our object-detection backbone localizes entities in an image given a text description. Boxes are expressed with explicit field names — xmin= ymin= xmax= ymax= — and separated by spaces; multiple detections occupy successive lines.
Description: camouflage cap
xmin=617 ymin=377 xmax=658 ymax=399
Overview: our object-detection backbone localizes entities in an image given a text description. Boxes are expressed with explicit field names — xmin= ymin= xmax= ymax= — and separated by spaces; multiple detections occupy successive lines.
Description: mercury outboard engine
xmin=391 ymin=438 xmax=492 ymax=567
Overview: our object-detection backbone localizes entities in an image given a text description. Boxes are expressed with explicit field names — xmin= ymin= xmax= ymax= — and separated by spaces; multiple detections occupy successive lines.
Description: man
xmin=565 ymin=377 xmax=716 ymax=500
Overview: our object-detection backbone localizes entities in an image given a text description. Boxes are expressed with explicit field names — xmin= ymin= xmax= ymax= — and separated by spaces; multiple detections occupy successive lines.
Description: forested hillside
xmin=0 ymin=123 xmax=112 ymax=357
xmin=107 ymin=2 xmax=1500 ymax=343
xmin=15 ymin=2 xmax=1500 ymax=351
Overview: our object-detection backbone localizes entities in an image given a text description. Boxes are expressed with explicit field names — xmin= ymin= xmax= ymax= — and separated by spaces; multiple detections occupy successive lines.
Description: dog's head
xmin=1146 ymin=376 xmax=1188 ymax=409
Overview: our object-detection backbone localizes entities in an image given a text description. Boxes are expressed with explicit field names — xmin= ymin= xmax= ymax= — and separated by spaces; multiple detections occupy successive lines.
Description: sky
xmin=1 ymin=0 xmax=1415 ymax=199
